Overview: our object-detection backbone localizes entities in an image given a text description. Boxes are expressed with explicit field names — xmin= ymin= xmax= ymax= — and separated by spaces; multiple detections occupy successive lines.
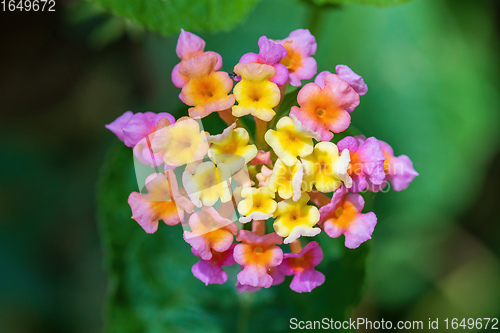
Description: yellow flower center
xmin=151 ymin=200 xmax=177 ymax=220
xmin=331 ymin=200 xmax=358 ymax=230
xmin=253 ymin=197 xmax=262 ymax=209
xmin=287 ymin=251 xmax=314 ymax=272
xmin=315 ymin=108 xmax=326 ymax=117
xmin=335 ymin=207 xmax=344 ymax=217
xmin=281 ymin=43 xmax=303 ymax=73
xmin=249 ymin=88 xmax=262 ymax=102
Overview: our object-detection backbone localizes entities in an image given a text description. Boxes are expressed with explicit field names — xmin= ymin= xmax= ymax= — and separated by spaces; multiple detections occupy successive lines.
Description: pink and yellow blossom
xmin=180 ymin=53 xmax=235 ymax=118
xmin=276 ymin=29 xmax=317 ymax=87
xmin=183 ymin=206 xmax=238 ymax=260
xmin=172 ymin=29 xmax=223 ymax=88
xmin=238 ymin=36 xmax=289 ymax=86
xmin=315 ymin=65 xmax=367 ymax=112
xmin=232 ymin=63 xmax=280 ymax=121
xmin=290 ymin=73 xmax=359 ymax=141
xmin=233 ymin=230 xmax=283 ymax=288
xmin=128 ymin=171 xmax=194 ymax=233
xmin=319 ymin=187 xmax=377 ymax=249
xmin=279 ymin=241 xmax=325 ymax=293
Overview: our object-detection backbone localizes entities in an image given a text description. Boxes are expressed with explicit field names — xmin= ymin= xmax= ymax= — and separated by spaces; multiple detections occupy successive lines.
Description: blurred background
xmin=1 ymin=0 xmax=499 ymax=332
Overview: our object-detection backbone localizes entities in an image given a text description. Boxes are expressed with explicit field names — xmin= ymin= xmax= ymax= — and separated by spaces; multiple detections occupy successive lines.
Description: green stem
xmin=306 ymin=3 xmax=341 ymax=40
xmin=237 ymin=295 xmax=251 ymax=333
xmin=254 ymin=117 xmax=269 ymax=150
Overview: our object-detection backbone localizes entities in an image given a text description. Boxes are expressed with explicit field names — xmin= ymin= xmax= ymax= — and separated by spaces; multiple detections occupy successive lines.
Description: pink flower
xmin=105 ymin=111 xmax=133 ymax=142
xmin=249 ymin=150 xmax=272 ymax=166
xmin=171 ymin=29 xmax=223 ymax=88
xmin=191 ymin=245 xmax=236 ymax=286
xmin=183 ymin=206 xmax=238 ymax=261
xmin=106 ymin=111 xmax=176 ymax=167
xmin=106 ymin=111 xmax=175 ymax=147
xmin=128 ymin=171 xmax=194 ymax=233
xmin=315 ymin=65 xmax=367 ymax=113
xmin=255 ymin=165 xmax=273 ymax=187
xmin=239 ymin=36 xmax=289 ymax=86
xmin=233 ymin=230 xmax=283 ymax=288
xmin=334 ymin=65 xmax=368 ymax=96
xmin=279 ymin=241 xmax=325 ymax=293
xmin=337 ymin=136 xmax=386 ymax=192
xmin=319 ymin=187 xmax=377 ymax=249
xmin=235 ymin=266 xmax=284 ymax=293
xmin=290 ymin=73 xmax=359 ymax=141
xmin=235 ymin=281 xmax=261 ymax=293
xmin=276 ymin=29 xmax=317 ymax=86
xmin=367 ymin=140 xmax=419 ymax=192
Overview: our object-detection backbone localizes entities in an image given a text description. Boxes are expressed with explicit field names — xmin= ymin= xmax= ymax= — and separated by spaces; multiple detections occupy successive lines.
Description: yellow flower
xmin=237 ymin=187 xmax=277 ymax=223
xmin=301 ymin=142 xmax=352 ymax=192
xmin=273 ymin=193 xmax=320 ymax=244
xmin=265 ymin=115 xmax=319 ymax=166
xmin=151 ymin=117 xmax=209 ymax=167
xmin=180 ymin=53 xmax=235 ymax=118
xmin=207 ymin=123 xmax=258 ymax=173
xmin=232 ymin=63 xmax=280 ymax=121
xmin=267 ymin=159 xmax=303 ymax=201
xmin=182 ymin=161 xmax=232 ymax=207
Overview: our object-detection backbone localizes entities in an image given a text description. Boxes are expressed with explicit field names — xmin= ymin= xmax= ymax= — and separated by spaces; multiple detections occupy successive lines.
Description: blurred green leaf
xmin=313 ymin=0 xmax=500 ymax=307
xmin=309 ymin=0 xmax=413 ymax=6
xmin=97 ymin=142 xmax=368 ymax=332
xmin=88 ymin=0 xmax=260 ymax=35
xmin=270 ymin=87 xmax=300 ymax=129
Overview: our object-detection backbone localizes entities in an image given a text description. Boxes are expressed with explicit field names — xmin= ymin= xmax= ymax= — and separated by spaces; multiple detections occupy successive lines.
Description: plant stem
xmin=308 ymin=190 xmax=331 ymax=207
xmin=218 ymin=108 xmax=237 ymax=126
xmin=307 ymin=3 xmax=341 ymax=40
xmin=252 ymin=220 xmax=266 ymax=236
xmin=289 ymin=239 xmax=302 ymax=253
xmin=254 ymin=117 xmax=268 ymax=150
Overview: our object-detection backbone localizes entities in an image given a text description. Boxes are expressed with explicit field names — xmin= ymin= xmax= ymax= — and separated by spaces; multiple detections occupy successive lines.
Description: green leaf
xmin=97 ymin=142 xmax=368 ymax=332
xmin=270 ymin=87 xmax=300 ymax=129
xmin=309 ymin=0 xmax=413 ymax=7
xmin=88 ymin=0 xmax=260 ymax=35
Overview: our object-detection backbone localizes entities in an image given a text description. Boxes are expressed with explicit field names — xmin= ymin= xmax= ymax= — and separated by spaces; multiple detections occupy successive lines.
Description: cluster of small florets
xmin=106 ymin=29 xmax=418 ymax=293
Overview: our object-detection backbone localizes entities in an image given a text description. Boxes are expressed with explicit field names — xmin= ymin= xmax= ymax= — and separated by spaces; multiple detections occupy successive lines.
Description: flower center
xmin=249 ymin=91 xmax=261 ymax=102
xmin=253 ymin=198 xmax=262 ymax=209
xmin=335 ymin=207 xmax=344 ymax=217
xmin=254 ymin=246 xmax=263 ymax=254
xmin=315 ymin=108 xmax=326 ymax=117
xmin=280 ymin=43 xmax=302 ymax=73
xmin=223 ymin=142 xmax=237 ymax=154
xmin=319 ymin=162 xmax=330 ymax=173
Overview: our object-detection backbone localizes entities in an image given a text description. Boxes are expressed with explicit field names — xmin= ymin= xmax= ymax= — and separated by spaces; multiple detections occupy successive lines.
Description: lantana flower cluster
xmin=106 ymin=29 xmax=418 ymax=293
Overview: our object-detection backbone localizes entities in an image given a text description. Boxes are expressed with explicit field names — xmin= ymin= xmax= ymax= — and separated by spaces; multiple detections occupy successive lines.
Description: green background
xmin=0 ymin=0 xmax=499 ymax=332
